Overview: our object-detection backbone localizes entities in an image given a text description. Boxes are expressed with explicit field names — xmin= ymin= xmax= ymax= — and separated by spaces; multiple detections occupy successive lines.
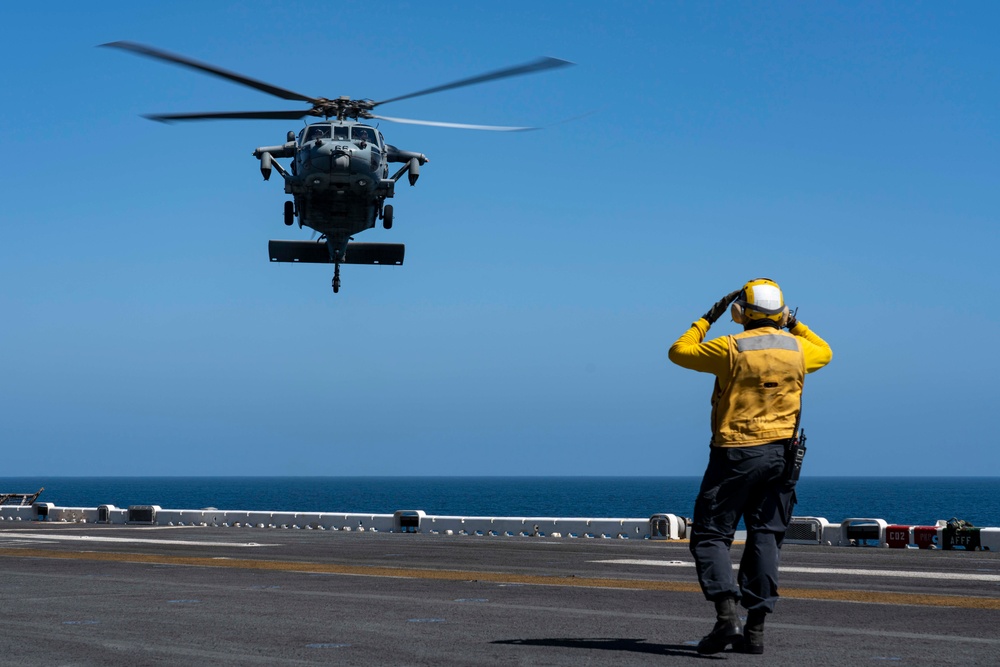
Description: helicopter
xmin=102 ymin=42 xmax=571 ymax=293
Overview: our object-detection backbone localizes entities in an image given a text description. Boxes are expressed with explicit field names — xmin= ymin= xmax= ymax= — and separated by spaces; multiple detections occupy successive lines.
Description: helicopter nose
xmin=305 ymin=144 xmax=351 ymax=173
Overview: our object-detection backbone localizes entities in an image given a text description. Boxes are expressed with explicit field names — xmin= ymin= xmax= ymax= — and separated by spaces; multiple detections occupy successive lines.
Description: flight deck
xmin=1 ymin=521 xmax=998 ymax=666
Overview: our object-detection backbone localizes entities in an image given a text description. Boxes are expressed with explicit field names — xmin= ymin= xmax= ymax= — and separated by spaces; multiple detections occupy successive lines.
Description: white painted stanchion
xmin=786 ymin=516 xmax=833 ymax=545
xmin=980 ymin=528 xmax=1000 ymax=551
xmin=840 ymin=518 xmax=889 ymax=547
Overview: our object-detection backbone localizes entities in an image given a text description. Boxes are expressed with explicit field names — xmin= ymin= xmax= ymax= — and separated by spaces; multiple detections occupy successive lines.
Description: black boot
xmin=741 ymin=609 xmax=766 ymax=654
xmin=697 ymin=596 xmax=743 ymax=655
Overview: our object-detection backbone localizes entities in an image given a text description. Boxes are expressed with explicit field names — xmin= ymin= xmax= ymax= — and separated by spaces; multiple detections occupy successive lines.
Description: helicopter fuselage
xmin=254 ymin=119 xmax=427 ymax=266
xmin=291 ymin=121 xmax=387 ymax=237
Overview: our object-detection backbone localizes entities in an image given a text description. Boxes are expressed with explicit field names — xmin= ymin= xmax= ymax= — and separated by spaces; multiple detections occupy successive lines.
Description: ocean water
xmin=3 ymin=477 xmax=999 ymax=527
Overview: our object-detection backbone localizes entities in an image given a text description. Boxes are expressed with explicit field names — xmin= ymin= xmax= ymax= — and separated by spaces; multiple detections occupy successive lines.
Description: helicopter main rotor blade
xmin=102 ymin=41 xmax=319 ymax=104
xmin=372 ymin=114 xmax=536 ymax=132
xmin=145 ymin=110 xmax=311 ymax=123
xmin=373 ymin=56 xmax=573 ymax=107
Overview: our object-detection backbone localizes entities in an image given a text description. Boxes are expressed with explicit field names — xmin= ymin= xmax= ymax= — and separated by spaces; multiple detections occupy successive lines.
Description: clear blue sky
xmin=1 ymin=2 xmax=997 ymax=476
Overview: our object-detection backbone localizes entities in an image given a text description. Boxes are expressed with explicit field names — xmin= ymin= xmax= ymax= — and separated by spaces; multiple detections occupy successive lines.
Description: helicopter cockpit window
xmin=304 ymin=125 xmax=331 ymax=142
xmin=353 ymin=127 xmax=374 ymax=144
xmin=333 ymin=126 xmax=349 ymax=140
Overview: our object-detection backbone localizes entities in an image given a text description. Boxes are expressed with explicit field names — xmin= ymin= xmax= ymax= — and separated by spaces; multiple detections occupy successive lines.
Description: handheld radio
xmin=786 ymin=428 xmax=807 ymax=482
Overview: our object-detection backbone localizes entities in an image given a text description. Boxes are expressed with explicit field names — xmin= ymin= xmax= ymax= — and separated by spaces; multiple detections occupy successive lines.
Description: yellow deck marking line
xmin=1 ymin=546 xmax=998 ymax=610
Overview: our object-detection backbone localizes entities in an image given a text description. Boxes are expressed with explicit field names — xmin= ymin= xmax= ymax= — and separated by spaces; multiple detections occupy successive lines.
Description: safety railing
xmin=0 ymin=504 xmax=679 ymax=539
xmin=0 ymin=503 xmax=994 ymax=548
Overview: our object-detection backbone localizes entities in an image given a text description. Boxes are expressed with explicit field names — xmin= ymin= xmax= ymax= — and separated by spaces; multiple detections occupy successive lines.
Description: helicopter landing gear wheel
xmin=283 ymin=201 xmax=294 ymax=226
xmin=332 ymin=264 xmax=341 ymax=294
xmin=383 ymin=204 xmax=393 ymax=230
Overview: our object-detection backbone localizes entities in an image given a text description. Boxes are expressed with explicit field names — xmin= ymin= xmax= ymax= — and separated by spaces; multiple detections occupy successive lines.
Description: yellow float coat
xmin=669 ymin=319 xmax=832 ymax=447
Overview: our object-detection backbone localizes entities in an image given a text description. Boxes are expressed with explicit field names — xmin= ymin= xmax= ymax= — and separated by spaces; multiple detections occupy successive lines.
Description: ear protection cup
xmin=776 ymin=305 xmax=790 ymax=328
xmin=730 ymin=302 xmax=746 ymax=325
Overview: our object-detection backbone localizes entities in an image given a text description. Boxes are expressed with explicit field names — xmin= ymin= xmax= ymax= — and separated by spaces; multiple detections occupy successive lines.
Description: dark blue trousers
xmin=689 ymin=441 xmax=797 ymax=613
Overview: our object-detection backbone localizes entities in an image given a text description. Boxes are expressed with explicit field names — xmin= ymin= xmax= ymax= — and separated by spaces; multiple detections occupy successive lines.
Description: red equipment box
xmin=913 ymin=526 xmax=940 ymax=549
xmin=885 ymin=525 xmax=912 ymax=548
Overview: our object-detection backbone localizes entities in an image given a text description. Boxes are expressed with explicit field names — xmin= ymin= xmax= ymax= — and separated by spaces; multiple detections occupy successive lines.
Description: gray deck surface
xmin=2 ymin=522 xmax=998 ymax=666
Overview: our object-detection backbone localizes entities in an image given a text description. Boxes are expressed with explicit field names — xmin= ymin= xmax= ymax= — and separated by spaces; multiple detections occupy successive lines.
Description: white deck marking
xmin=590 ymin=559 xmax=1000 ymax=582
xmin=0 ymin=532 xmax=274 ymax=548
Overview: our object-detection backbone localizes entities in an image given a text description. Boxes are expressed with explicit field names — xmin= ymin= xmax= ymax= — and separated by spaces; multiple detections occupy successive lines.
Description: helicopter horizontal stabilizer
xmin=268 ymin=240 xmax=404 ymax=265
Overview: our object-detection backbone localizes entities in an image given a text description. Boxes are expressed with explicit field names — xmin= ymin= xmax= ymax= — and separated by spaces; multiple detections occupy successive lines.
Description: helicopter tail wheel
xmin=332 ymin=264 xmax=341 ymax=293
xmin=383 ymin=204 xmax=393 ymax=230
xmin=283 ymin=201 xmax=294 ymax=226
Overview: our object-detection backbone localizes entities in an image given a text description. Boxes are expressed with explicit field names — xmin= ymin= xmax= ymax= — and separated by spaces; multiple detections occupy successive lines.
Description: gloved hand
xmin=702 ymin=290 xmax=741 ymax=325
xmin=785 ymin=309 xmax=799 ymax=330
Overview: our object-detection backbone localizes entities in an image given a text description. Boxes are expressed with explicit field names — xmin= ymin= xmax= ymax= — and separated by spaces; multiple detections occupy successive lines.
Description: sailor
xmin=668 ymin=278 xmax=832 ymax=655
